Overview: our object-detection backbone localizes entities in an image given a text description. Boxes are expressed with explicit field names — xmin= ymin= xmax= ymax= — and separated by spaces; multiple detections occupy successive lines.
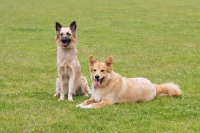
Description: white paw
xmin=84 ymin=93 xmax=89 ymax=97
xmin=58 ymin=95 xmax=65 ymax=100
xmin=76 ymin=104 xmax=82 ymax=108
xmin=58 ymin=98 xmax=64 ymax=101
xmin=76 ymin=104 xmax=92 ymax=109
xmin=68 ymin=97 xmax=74 ymax=102
xmin=54 ymin=93 xmax=59 ymax=97
xmin=67 ymin=94 xmax=74 ymax=101
xmin=81 ymin=105 xmax=92 ymax=109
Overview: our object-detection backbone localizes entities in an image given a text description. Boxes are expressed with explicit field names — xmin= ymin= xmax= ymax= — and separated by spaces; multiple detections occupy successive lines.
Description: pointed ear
xmin=104 ymin=56 xmax=112 ymax=67
xmin=70 ymin=21 xmax=77 ymax=34
xmin=89 ymin=55 xmax=97 ymax=66
xmin=56 ymin=22 xmax=62 ymax=32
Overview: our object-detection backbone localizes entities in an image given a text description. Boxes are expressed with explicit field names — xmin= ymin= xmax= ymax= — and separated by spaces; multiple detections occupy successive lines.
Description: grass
xmin=0 ymin=0 xmax=200 ymax=132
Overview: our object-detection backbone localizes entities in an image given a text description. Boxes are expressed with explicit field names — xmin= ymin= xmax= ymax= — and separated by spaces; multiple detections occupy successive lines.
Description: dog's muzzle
xmin=61 ymin=37 xmax=71 ymax=47
xmin=94 ymin=75 xmax=104 ymax=88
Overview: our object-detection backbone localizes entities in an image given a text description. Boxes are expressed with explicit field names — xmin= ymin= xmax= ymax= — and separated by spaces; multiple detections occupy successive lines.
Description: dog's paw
xmin=68 ymin=95 xmax=74 ymax=101
xmin=84 ymin=93 xmax=89 ymax=97
xmin=81 ymin=105 xmax=92 ymax=109
xmin=54 ymin=93 xmax=59 ymax=97
xmin=68 ymin=98 xmax=74 ymax=102
xmin=76 ymin=104 xmax=92 ymax=109
xmin=58 ymin=98 xmax=64 ymax=101
xmin=68 ymin=99 xmax=74 ymax=102
xmin=76 ymin=104 xmax=82 ymax=108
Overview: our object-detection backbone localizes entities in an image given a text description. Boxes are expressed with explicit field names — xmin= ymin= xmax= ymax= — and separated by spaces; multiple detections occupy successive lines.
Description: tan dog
xmin=76 ymin=55 xmax=182 ymax=108
xmin=54 ymin=21 xmax=90 ymax=101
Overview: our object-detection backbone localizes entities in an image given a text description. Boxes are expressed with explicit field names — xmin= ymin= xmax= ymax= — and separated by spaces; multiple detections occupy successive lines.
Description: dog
xmin=76 ymin=55 xmax=182 ymax=108
xmin=53 ymin=21 xmax=90 ymax=101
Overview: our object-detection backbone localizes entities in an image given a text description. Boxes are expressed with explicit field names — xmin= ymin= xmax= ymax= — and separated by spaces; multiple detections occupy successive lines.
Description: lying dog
xmin=54 ymin=21 xmax=90 ymax=101
xmin=76 ymin=55 xmax=182 ymax=108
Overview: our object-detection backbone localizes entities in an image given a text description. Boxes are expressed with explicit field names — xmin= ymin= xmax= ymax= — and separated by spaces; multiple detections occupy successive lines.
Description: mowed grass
xmin=0 ymin=0 xmax=200 ymax=132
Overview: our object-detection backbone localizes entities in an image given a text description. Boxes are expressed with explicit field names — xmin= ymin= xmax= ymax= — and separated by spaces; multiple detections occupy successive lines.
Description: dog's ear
xmin=56 ymin=22 xmax=62 ymax=36
xmin=89 ymin=55 xmax=97 ymax=66
xmin=56 ymin=22 xmax=62 ymax=31
xmin=104 ymin=56 xmax=112 ymax=67
xmin=70 ymin=21 xmax=77 ymax=34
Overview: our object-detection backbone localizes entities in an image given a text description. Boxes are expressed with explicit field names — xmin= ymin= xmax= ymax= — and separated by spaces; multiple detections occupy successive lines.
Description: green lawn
xmin=0 ymin=0 xmax=200 ymax=132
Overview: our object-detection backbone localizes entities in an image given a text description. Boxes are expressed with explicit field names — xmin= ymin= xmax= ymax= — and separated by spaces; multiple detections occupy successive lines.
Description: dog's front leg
xmin=58 ymin=66 xmax=66 ymax=100
xmin=54 ymin=78 xmax=60 ymax=97
xmin=89 ymin=100 xmax=113 ymax=108
xmin=68 ymin=74 xmax=75 ymax=101
xmin=85 ymin=100 xmax=113 ymax=109
xmin=76 ymin=97 xmax=96 ymax=108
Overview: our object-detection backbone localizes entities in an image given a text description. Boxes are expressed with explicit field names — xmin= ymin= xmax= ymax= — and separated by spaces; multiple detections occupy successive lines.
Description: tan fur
xmin=54 ymin=21 xmax=90 ymax=101
xmin=154 ymin=83 xmax=181 ymax=96
xmin=76 ymin=56 xmax=182 ymax=108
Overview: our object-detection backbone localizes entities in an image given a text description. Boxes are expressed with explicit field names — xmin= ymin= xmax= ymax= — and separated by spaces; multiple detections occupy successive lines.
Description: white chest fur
xmin=92 ymin=89 xmax=101 ymax=102
xmin=57 ymin=46 xmax=78 ymax=66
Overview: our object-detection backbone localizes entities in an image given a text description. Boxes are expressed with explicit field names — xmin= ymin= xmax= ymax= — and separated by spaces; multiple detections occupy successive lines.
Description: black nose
xmin=61 ymin=37 xmax=70 ymax=43
xmin=95 ymin=75 xmax=100 ymax=79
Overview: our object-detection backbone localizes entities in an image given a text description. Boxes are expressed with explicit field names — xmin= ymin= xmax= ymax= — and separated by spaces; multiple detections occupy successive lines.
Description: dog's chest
xmin=57 ymin=46 xmax=78 ymax=66
xmin=92 ymin=90 xmax=101 ymax=102
xmin=57 ymin=53 xmax=71 ymax=66
xmin=57 ymin=48 xmax=80 ymax=73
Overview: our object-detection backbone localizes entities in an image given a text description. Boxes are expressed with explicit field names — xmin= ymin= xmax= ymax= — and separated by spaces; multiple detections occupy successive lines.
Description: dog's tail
xmin=154 ymin=82 xmax=182 ymax=97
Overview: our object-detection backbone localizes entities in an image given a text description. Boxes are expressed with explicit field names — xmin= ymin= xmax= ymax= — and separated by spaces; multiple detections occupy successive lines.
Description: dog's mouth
xmin=94 ymin=77 xmax=104 ymax=88
xmin=61 ymin=37 xmax=71 ymax=47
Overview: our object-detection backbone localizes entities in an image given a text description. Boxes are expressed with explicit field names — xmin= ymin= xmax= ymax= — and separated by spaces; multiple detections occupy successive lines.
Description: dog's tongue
xmin=62 ymin=43 xmax=68 ymax=47
xmin=94 ymin=80 xmax=100 ymax=88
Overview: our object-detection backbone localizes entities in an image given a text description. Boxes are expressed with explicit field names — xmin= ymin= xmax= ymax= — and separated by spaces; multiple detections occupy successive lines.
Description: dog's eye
xmin=93 ymin=69 xmax=96 ymax=72
xmin=101 ymin=70 xmax=105 ymax=72
xmin=60 ymin=33 xmax=63 ymax=36
xmin=67 ymin=32 xmax=71 ymax=36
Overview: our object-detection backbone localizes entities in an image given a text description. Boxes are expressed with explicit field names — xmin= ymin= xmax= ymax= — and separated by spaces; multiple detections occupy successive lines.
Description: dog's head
xmin=55 ymin=21 xmax=78 ymax=49
xmin=89 ymin=55 xmax=113 ymax=89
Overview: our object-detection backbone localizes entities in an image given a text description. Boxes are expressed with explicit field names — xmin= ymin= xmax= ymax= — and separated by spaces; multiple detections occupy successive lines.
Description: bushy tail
xmin=154 ymin=82 xmax=182 ymax=97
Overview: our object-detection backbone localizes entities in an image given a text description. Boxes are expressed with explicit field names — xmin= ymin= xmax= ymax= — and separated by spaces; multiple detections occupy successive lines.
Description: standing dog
xmin=54 ymin=21 xmax=90 ymax=101
xmin=76 ymin=55 xmax=182 ymax=108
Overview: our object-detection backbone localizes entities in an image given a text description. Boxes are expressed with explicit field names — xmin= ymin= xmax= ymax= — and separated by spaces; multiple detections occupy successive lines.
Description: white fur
xmin=93 ymin=90 xmax=101 ymax=102
xmin=76 ymin=104 xmax=92 ymax=109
